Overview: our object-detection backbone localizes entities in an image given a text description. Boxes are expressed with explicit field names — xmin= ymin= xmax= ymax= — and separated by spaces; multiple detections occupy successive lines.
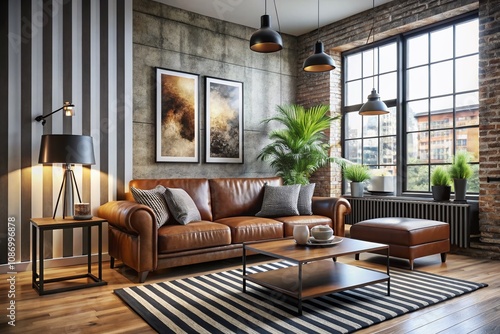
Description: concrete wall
xmin=132 ymin=0 xmax=297 ymax=181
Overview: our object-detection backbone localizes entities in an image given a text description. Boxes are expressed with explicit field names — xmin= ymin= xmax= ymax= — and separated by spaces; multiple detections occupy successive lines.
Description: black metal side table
xmin=30 ymin=217 xmax=107 ymax=295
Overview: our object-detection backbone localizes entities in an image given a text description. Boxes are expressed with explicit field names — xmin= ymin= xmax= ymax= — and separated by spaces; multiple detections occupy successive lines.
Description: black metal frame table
xmin=243 ymin=237 xmax=390 ymax=315
xmin=31 ymin=217 xmax=107 ymax=295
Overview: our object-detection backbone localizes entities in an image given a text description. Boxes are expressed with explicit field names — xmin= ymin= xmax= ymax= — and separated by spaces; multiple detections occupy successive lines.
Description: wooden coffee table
xmin=242 ymin=237 xmax=390 ymax=315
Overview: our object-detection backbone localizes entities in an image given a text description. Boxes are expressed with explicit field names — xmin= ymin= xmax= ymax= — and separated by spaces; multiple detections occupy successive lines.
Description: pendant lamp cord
xmin=317 ymin=0 xmax=320 ymax=41
xmin=273 ymin=0 xmax=281 ymax=33
xmin=367 ymin=0 xmax=375 ymax=90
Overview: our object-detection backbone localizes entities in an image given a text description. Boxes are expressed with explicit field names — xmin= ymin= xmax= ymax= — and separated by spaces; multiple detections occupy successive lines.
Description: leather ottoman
xmin=350 ymin=217 xmax=450 ymax=270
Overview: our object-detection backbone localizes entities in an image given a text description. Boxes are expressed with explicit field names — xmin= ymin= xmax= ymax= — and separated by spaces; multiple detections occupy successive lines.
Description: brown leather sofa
xmin=98 ymin=177 xmax=351 ymax=282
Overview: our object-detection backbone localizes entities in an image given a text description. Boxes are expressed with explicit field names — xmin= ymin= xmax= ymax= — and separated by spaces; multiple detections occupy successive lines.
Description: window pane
xmin=431 ymin=27 xmax=453 ymax=62
xmin=456 ymin=92 xmax=479 ymax=110
xmin=345 ymin=139 xmax=362 ymax=163
xmin=431 ymin=61 xmax=453 ymax=96
xmin=346 ymin=53 xmax=362 ymax=80
xmin=456 ymin=128 xmax=479 ymax=161
xmin=456 ymin=95 xmax=479 ymax=127
xmin=468 ymin=164 xmax=479 ymax=193
xmin=379 ymin=43 xmax=397 ymax=73
xmin=407 ymin=165 xmax=430 ymax=191
xmin=407 ymin=132 xmax=428 ymax=164
xmin=456 ymin=55 xmax=479 ymax=92
xmin=346 ymin=80 xmax=362 ymax=105
xmin=431 ymin=95 xmax=453 ymax=117
xmin=379 ymin=72 xmax=397 ymax=100
xmin=407 ymin=34 xmax=428 ymax=67
xmin=430 ymin=129 xmax=452 ymax=162
xmin=456 ymin=19 xmax=478 ymax=57
xmin=407 ymin=100 xmax=428 ymax=132
xmin=363 ymin=116 xmax=379 ymax=137
xmin=380 ymin=107 xmax=397 ymax=136
xmin=345 ymin=112 xmax=362 ymax=139
xmin=407 ymin=66 xmax=428 ymax=100
xmin=364 ymin=138 xmax=378 ymax=165
xmin=363 ymin=49 xmax=375 ymax=76
xmin=381 ymin=136 xmax=397 ymax=165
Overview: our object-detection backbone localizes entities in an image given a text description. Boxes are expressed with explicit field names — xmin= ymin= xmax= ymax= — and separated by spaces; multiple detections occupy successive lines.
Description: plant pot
xmin=431 ymin=185 xmax=451 ymax=202
xmin=454 ymin=179 xmax=468 ymax=202
xmin=350 ymin=182 xmax=365 ymax=197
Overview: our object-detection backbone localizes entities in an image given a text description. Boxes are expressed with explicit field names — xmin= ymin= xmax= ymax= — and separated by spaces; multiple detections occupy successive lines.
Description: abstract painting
xmin=156 ymin=68 xmax=199 ymax=162
xmin=205 ymin=77 xmax=243 ymax=163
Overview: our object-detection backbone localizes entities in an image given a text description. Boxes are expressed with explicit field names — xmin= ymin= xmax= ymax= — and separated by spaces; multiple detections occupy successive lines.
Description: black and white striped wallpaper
xmin=0 ymin=0 xmax=133 ymax=266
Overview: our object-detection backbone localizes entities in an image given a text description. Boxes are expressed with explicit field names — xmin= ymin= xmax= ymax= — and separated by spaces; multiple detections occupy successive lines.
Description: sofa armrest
xmin=97 ymin=201 xmax=158 ymax=271
xmin=311 ymin=197 xmax=352 ymax=237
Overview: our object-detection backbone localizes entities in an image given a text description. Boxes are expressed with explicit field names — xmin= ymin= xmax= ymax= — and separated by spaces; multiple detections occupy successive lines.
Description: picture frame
xmin=205 ymin=77 xmax=244 ymax=163
xmin=156 ymin=68 xmax=199 ymax=162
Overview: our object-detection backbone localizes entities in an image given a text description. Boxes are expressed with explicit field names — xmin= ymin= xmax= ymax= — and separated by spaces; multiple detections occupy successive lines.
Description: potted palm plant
xmin=343 ymin=163 xmax=371 ymax=197
xmin=431 ymin=166 xmax=451 ymax=201
xmin=257 ymin=104 xmax=340 ymax=185
xmin=449 ymin=151 xmax=473 ymax=202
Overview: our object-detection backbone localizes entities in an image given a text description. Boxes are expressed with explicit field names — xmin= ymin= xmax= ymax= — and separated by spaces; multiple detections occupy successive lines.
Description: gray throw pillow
xmin=130 ymin=185 xmax=169 ymax=228
xmin=256 ymin=184 xmax=301 ymax=217
xmin=164 ymin=188 xmax=201 ymax=225
xmin=297 ymin=183 xmax=315 ymax=215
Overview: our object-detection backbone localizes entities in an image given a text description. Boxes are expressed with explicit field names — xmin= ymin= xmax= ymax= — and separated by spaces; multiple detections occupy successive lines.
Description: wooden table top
xmin=30 ymin=217 xmax=106 ymax=229
xmin=244 ymin=237 xmax=388 ymax=263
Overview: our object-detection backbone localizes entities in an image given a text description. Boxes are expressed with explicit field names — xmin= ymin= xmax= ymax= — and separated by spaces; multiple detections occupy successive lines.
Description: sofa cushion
xmin=164 ymin=188 xmax=202 ymax=225
xmin=209 ymin=177 xmax=282 ymax=220
xmin=128 ymin=178 xmax=213 ymax=221
xmin=130 ymin=185 xmax=169 ymax=228
xmin=256 ymin=184 xmax=301 ymax=217
xmin=215 ymin=216 xmax=283 ymax=243
xmin=297 ymin=183 xmax=315 ymax=215
xmin=158 ymin=221 xmax=231 ymax=253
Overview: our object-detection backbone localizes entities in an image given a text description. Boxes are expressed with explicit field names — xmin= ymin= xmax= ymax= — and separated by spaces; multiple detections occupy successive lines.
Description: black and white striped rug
xmin=114 ymin=262 xmax=487 ymax=333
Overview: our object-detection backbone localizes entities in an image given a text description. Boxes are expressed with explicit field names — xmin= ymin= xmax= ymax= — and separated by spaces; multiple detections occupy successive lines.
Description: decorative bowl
xmin=311 ymin=225 xmax=333 ymax=240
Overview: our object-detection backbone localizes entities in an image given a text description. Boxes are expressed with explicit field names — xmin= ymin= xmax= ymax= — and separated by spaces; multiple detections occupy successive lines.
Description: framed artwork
xmin=205 ymin=77 xmax=244 ymax=163
xmin=156 ymin=67 xmax=199 ymax=162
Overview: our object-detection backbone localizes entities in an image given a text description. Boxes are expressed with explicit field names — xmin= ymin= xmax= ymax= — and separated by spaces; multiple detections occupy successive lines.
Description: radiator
xmin=346 ymin=197 xmax=474 ymax=248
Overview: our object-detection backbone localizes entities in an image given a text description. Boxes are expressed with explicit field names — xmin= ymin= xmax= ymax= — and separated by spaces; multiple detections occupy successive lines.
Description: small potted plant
xmin=343 ymin=163 xmax=371 ymax=197
xmin=431 ymin=166 xmax=451 ymax=201
xmin=449 ymin=151 xmax=473 ymax=202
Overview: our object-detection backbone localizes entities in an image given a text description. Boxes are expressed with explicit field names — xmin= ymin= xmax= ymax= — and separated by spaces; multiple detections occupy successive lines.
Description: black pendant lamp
xmin=303 ymin=0 xmax=335 ymax=72
xmin=250 ymin=0 xmax=283 ymax=53
xmin=359 ymin=0 xmax=389 ymax=115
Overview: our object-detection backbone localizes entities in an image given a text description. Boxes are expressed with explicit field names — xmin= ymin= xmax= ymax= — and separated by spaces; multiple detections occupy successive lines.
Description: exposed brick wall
xmin=478 ymin=0 xmax=500 ymax=252
xmin=297 ymin=0 xmax=500 ymax=257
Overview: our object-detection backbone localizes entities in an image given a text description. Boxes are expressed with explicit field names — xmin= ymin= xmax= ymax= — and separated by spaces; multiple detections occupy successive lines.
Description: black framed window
xmin=342 ymin=14 xmax=479 ymax=196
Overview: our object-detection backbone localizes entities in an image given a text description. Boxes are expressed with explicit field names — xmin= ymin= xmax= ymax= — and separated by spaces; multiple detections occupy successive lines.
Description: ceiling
xmin=153 ymin=0 xmax=394 ymax=36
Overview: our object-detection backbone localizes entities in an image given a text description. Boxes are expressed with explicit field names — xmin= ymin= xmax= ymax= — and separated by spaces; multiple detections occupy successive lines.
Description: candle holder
xmin=74 ymin=203 xmax=92 ymax=220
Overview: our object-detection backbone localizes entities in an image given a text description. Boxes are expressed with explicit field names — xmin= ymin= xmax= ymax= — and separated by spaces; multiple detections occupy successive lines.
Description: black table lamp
xmin=38 ymin=134 xmax=96 ymax=219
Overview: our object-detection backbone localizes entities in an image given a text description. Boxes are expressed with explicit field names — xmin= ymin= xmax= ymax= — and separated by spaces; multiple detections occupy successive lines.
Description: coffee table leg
xmin=298 ymin=262 xmax=303 ymax=315
xmin=242 ymin=245 xmax=247 ymax=293
xmin=386 ymin=248 xmax=390 ymax=296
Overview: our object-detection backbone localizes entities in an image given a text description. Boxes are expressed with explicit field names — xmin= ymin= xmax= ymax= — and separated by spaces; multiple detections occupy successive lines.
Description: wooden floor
xmin=1 ymin=252 xmax=499 ymax=333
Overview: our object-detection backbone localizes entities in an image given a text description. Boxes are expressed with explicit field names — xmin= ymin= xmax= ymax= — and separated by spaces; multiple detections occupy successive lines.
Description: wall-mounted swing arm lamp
xmin=250 ymin=0 xmax=283 ymax=53
xmin=35 ymin=101 xmax=75 ymax=125
xmin=359 ymin=0 xmax=389 ymax=115
xmin=303 ymin=0 xmax=335 ymax=72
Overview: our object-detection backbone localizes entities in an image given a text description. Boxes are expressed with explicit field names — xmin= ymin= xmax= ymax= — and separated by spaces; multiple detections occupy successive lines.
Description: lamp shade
xmin=39 ymin=134 xmax=95 ymax=165
xmin=303 ymin=41 xmax=336 ymax=72
xmin=250 ymin=15 xmax=283 ymax=53
xmin=359 ymin=89 xmax=390 ymax=115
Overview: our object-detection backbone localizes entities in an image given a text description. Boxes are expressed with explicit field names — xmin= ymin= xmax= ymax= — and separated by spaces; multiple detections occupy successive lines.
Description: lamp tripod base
xmin=53 ymin=164 xmax=82 ymax=219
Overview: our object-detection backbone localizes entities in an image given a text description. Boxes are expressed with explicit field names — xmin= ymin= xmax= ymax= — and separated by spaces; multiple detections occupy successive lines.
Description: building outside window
xmin=342 ymin=14 xmax=479 ymax=196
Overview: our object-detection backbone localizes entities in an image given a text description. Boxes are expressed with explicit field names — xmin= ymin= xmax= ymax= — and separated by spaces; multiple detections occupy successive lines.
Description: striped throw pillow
xmin=130 ymin=185 xmax=170 ymax=228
